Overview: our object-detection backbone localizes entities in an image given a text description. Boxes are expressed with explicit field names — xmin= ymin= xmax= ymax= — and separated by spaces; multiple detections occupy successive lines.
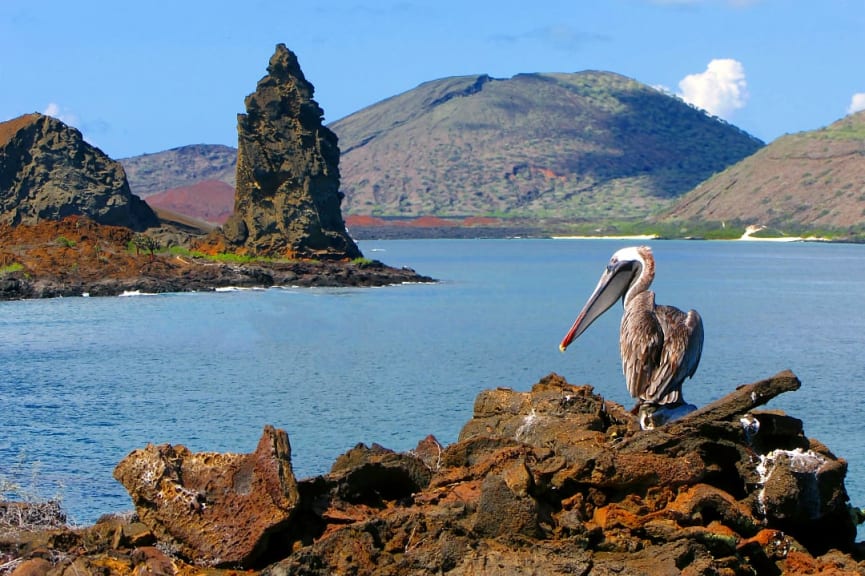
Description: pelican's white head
xmin=558 ymin=246 xmax=653 ymax=352
xmin=607 ymin=246 xmax=651 ymax=271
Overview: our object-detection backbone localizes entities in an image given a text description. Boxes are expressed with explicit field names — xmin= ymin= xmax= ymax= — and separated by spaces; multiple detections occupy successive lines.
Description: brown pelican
xmin=558 ymin=246 xmax=703 ymax=429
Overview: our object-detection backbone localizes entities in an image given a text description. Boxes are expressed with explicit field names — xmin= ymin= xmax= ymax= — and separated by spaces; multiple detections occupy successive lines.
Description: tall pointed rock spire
xmin=221 ymin=44 xmax=361 ymax=260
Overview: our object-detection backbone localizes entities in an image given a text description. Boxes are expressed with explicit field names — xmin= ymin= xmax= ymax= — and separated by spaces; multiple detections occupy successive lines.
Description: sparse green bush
xmin=167 ymin=246 xmax=194 ymax=257
xmin=206 ymin=252 xmax=256 ymax=263
xmin=351 ymin=257 xmax=374 ymax=268
xmin=0 ymin=263 xmax=23 ymax=275
xmin=162 ymin=247 xmax=298 ymax=264
xmin=132 ymin=234 xmax=161 ymax=260
xmin=56 ymin=236 xmax=76 ymax=248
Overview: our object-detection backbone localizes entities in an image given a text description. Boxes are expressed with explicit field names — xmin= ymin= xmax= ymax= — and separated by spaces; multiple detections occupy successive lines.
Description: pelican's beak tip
xmin=558 ymin=344 xmax=567 ymax=353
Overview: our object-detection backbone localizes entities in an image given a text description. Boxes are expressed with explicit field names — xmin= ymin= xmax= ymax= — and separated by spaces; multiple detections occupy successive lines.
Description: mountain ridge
xmin=121 ymin=143 xmax=236 ymax=197
xmin=333 ymin=71 xmax=763 ymax=219
xmin=120 ymin=70 xmax=763 ymax=225
xmin=660 ymin=110 xmax=865 ymax=233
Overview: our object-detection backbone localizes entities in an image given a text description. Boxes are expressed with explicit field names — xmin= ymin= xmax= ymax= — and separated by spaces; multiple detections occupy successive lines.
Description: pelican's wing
xmin=645 ymin=306 xmax=704 ymax=405
xmin=620 ymin=302 xmax=664 ymax=401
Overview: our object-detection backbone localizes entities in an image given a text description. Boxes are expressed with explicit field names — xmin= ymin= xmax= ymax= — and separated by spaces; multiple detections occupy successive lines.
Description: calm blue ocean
xmin=1 ymin=238 xmax=864 ymax=528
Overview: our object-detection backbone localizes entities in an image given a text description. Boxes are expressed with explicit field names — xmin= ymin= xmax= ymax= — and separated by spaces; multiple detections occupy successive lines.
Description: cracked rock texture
xmin=218 ymin=44 xmax=361 ymax=260
xmin=0 ymin=113 xmax=158 ymax=231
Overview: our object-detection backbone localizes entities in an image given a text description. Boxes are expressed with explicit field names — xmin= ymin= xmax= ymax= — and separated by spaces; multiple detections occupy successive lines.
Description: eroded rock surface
xmin=113 ymin=425 xmax=298 ymax=567
xmin=0 ymin=216 xmax=433 ymax=300
xmin=218 ymin=44 xmax=361 ymax=260
xmin=0 ymin=114 xmax=158 ymax=231
xmin=3 ymin=371 xmax=864 ymax=575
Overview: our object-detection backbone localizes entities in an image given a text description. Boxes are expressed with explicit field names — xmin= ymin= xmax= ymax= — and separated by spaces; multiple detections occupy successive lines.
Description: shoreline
xmin=550 ymin=234 xmax=817 ymax=242
xmin=550 ymin=234 xmax=660 ymax=240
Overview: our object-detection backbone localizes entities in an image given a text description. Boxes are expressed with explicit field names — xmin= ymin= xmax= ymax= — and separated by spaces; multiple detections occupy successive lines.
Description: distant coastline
xmin=550 ymin=234 xmax=660 ymax=240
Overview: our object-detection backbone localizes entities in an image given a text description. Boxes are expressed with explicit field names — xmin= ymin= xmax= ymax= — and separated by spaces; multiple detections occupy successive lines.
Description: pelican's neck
xmin=622 ymin=247 xmax=655 ymax=308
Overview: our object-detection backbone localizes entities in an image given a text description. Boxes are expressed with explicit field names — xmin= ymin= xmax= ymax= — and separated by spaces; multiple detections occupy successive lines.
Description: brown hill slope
xmin=120 ymin=144 xmax=236 ymax=197
xmin=662 ymin=110 xmax=865 ymax=231
xmin=145 ymin=180 xmax=234 ymax=224
xmin=332 ymin=71 xmax=763 ymax=219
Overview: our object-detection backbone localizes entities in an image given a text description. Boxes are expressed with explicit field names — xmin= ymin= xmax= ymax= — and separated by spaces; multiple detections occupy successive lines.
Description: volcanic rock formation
xmin=0 ymin=216 xmax=433 ymax=300
xmin=114 ymin=425 xmax=298 ymax=567
xmin=220 ymin=44 xmax=361 ymax=260
xmin=89 ymin=370 xmax=863 ymax=574
xmin=0 ymin=113 xmax=158 ymax=231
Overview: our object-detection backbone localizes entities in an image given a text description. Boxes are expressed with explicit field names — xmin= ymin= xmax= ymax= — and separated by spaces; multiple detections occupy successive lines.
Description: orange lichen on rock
xmin=0 ymin=216 xmax=432 ymax=300
xmin=3 ymin=371 xmax=863 ymax=574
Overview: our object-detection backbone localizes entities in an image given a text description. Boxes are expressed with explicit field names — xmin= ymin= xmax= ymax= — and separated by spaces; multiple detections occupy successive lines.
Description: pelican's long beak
xmin=559 ymin=260 xmax=637 ymax=352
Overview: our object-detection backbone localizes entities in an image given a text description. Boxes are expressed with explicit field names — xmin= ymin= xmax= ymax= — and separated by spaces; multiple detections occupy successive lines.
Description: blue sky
xmin=2 ymin=0 xmax=863 ymax=159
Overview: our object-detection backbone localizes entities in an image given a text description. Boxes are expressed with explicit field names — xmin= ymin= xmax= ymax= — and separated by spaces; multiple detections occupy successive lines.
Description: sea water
xmin=1 ymin=239 xmax=864 ymax=529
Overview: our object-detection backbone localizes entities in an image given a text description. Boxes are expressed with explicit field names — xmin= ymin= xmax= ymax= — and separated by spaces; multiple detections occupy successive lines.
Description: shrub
xmin=0 ymin=464 xmax=68 ymax=531
xmin=351 ymin=257 xmax=374 ymax=268
xmin=0 ymin=498 xmax=67 ymax=530
xmin=207 ymin=252 xmax=256 ymax=263
xmin=132 ymin=234 xmax=161 ymax=260
xmin=0 ymin=263 xmax=23 ymax=275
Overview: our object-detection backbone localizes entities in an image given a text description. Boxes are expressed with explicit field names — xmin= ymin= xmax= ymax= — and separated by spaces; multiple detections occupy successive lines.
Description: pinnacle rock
xmin=220 ymin=44 xmax=361 ymax=260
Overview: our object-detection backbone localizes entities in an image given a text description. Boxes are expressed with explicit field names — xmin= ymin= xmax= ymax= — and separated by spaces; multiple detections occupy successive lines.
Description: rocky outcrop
xmin=219 ymin=44 xmax=361 ymax=260
xmin=265 ymin=372 xmax=862 ymax=575
xmin=0 ymin=113 xmax=158 ymax=231
xmin=0 ymin=216 xmax=433 ymax=300
xmin=3 ymin=370 xmax=863 ymax=575
xmin=113 ymin=425 xmax=299 ymax=567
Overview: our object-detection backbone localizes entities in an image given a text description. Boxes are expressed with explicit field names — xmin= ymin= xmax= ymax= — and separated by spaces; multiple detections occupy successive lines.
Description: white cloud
xmin=677 ymin=59 xmax=749 ymax=119
xmin=848 ymin=93 xmax=865 ymax=114
xmin=42 ymin=102 xmax=79 ymax=127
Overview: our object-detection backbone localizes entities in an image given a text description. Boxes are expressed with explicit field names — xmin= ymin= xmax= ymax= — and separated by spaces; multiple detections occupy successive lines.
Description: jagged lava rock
xmin=0 ymin=113 xmax=158 ymax=231
xmin=220 ymin=44 xmax=361 ymax=260
xmin=113 ymin=425 xmax=299 ymax=568
xmin=263 ymin=371 xmax=861 ymax=575
xmin=12 ymin=371 xmax=862 ymax=574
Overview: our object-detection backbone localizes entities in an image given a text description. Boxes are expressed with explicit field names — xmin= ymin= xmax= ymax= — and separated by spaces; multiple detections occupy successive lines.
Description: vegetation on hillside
xmin=660 ymin=110 xmax=865 ymax=233
xmin=116 ymin=81 xmax=865 ymax=239
xmin=332 ymin=71 xmax=763 ymax=220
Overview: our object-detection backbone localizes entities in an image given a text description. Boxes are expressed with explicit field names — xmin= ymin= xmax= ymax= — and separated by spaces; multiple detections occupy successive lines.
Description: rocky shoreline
xmin=0 ymin=217 xmax=434 ymax=302
xmin=2 ymin=370 xmax=863 ymax=575
xmin=0 ymin=257 xmax=434 ymax=301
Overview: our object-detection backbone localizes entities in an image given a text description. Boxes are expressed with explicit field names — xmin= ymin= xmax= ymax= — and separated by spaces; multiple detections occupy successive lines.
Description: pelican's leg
xmin=640 ymin=399 xmax=697 ymax=429
xmin=637 ymin=402 xmax=659 ymax=430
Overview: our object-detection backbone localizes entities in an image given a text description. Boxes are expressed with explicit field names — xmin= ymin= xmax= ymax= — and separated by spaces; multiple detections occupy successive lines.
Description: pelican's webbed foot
xmin=638 ymin=400 xmax=697 ymax=430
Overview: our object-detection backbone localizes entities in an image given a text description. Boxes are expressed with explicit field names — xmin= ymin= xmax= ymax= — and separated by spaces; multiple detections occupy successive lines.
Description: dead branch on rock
xmin=617 ymin=370 xmax=801 ymax=453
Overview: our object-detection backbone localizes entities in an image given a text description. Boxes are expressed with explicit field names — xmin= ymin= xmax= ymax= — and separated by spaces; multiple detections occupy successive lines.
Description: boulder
xmin=755 ymin=446 xmax=854 ymax=552
xmin=113 ymin=425 xmax=299 ymax=567
xmin=329 ymin=442 xmax=433 ymax=503
xmin=219 ymin=44 xmax=361 ymax=260
xmin=0 ymin=114 xmax=158 ymax=231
